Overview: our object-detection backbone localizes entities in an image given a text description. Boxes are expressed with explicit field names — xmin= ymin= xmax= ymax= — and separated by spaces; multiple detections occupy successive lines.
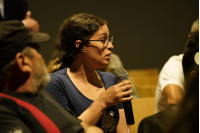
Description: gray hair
xmin=191 ymin=19 xmax=199 ymax=33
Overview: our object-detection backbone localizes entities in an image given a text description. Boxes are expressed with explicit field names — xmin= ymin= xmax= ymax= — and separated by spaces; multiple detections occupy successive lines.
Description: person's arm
xmin=78 ymin=80 xmax=133 ymax=125
xmin=45 ymin=75 xmax=70 ymax=109
xmin=116 ymin=109 xmax=130 ymax=133
xmin=162 ymin=84 xmax=184 ymax=105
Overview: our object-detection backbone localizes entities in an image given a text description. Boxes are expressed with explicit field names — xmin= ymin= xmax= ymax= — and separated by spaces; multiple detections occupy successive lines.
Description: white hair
xmin=191 ymin=19 xmax=199 ymax=33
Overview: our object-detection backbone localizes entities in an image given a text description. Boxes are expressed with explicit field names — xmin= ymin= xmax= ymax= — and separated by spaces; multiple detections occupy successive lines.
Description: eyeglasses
xmin=86 ymin=36 xmax=113 ymax=48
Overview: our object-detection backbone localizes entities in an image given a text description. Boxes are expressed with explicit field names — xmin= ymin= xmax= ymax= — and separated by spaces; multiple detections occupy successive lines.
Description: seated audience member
xmin=166 ymin=31 xmax=199 ymax=133
xmin=0 ymin=20 xmax=103 ymax=133
xmin=167 ymin=70 xmax=199 ymax=133
xmin=155 ymin=18 xmax=199 ymax=112
xmin=51 ymin=18 xmax=139 ymax=98
xmin=45 ymin=13 xmax=133 ymax=133
xmin=0 ymin=0 xmax=39 ymax=32
xmin=138 ymin=31 xmax=199 ymax=133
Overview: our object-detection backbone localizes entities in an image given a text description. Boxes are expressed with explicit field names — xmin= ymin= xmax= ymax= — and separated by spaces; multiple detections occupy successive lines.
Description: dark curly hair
xmin=182 ymin=31 xmax=199 ymax=84
xmin=47 ymin=13 xmax=107 ymax=73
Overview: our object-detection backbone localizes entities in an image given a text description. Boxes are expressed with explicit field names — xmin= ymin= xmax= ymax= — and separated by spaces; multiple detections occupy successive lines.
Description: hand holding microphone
xmin=98 ymin=78 xmax=133 ymax=109
xmin=116 ymin=70 xmax=135 ymax=125
xmin=97 ymin=70 xmax=134 ymax=125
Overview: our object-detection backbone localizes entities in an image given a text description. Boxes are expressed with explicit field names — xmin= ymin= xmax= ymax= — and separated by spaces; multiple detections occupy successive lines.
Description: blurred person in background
xmin=155 ymin=18 xmax=199 ymax=113
xmin=138 ymin=30 xmax=199 ymax=133
xmin=0 ymin=20 xmax=103 ymax=133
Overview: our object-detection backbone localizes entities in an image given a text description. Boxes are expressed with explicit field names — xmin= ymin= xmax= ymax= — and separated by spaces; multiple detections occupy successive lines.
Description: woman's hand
xmin=78 ymin=80 xmax=133 ymax=125
xmin=98 ymin=80 xmax=133 ymax=108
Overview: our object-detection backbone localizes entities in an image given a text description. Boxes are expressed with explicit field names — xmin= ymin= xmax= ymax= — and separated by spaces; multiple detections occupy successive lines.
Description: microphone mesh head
xmin=116 ymin=70 xmax=129 ymax=82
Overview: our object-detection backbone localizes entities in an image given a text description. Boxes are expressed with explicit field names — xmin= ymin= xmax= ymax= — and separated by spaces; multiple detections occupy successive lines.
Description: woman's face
xmin=83 ymin=24 xmax=114 ymax=69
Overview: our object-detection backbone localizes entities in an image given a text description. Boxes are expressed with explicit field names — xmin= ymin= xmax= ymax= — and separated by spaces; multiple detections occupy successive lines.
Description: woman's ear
xmin=15 ymin=53 xmax=33 ymax=73
xmin=75 ymin=40 xmax=87 ymax=53
xmin=75 ymin=40 xmax=82 ymax=48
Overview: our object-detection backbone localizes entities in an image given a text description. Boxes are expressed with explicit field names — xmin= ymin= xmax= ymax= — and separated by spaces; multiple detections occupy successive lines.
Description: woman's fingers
xmin=121 ymin=95 xmax=134 ymax=102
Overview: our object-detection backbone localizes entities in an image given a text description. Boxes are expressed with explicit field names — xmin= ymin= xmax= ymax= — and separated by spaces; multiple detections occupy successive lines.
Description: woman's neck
xmin=68 ymin=61 xmax=97 ymax=83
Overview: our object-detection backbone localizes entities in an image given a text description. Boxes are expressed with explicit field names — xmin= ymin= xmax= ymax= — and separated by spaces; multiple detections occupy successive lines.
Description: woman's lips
xmin=105 ymin=53 xmax=112 ymax=59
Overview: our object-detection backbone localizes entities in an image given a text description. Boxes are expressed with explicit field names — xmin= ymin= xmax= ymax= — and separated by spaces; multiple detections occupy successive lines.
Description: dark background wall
xmin=27 ymin=0 xmax=199 ymax=71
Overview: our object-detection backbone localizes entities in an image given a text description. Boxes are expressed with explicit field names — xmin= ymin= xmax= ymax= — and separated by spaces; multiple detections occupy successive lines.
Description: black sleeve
xmin=18 ymin=0 xmax=29 ymax=20
xmin=4 ymin=0 xmax=28 ymax=20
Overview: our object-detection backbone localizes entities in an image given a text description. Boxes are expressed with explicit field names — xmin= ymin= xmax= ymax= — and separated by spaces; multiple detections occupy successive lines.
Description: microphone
xmin=116 ymin=70 xmax=135 ymax=125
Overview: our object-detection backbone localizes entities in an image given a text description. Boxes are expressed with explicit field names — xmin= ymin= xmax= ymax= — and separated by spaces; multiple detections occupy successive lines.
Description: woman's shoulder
xmin=50 ymin=67 xmax=67 ymax=77
xmin=48 ymin=67 xmax=70 ymax=84
xmin=45 ymin=67 xmax=71 ymax=91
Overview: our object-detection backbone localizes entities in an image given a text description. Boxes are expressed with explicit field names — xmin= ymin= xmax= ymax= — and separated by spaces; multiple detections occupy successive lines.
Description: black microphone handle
xmin=123 ymin=96 xmax=135 ymax=125
xmin=116 ymin=70 xmax=135 ymax=125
